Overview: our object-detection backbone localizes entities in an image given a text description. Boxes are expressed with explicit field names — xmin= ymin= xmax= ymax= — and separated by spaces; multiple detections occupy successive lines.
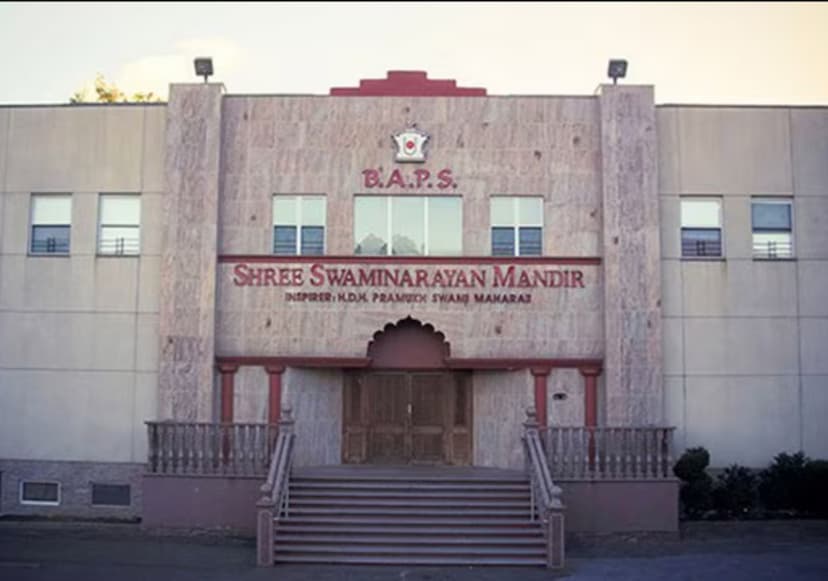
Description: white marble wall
xmin=157 ymin=84 xmax=223 ymax=421
xmin=473 ymin=370 xmax=533 ymax=469
xmin=283 ymin=368 xmax=343 ymax=466
xmin=599 ymin=85 xmax=663 ymax=426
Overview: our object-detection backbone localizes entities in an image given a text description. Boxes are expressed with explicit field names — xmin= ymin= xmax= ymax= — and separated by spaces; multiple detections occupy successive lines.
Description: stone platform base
xmin=0 ymin=459 xmax=144 ymax=520
xmin=142 ymin=474 xmax=263 ymax=534
xmin=558 ymin=479 xmax=680 ymax=533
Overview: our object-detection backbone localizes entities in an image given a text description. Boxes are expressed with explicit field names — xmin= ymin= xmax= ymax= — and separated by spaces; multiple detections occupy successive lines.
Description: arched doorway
xmin=342 ymin=317 xmax=472 ymax=465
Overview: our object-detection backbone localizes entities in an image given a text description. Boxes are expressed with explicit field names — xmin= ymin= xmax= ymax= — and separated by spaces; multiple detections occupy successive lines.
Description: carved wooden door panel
xmin=343 ymin=371 xmax=472 ymax=465
xmin=365 ymin=373 xmax=409 ymax=464
xmin=410 ymin=374 xmax=448 ymax=464
xmin=449 ymin=373 xmax=473 ymax=465
xmin=342 ymin=373 xmax=367 ymax=463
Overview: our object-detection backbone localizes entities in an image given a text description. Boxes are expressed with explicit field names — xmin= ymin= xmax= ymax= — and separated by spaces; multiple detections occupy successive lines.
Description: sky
xmin=0 ymin=2 xmax=827 ymax=105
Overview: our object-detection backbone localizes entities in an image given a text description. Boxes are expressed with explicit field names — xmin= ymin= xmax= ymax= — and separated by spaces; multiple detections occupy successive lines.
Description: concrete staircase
xmin=271 ymin=467 xmax=547 ymax=566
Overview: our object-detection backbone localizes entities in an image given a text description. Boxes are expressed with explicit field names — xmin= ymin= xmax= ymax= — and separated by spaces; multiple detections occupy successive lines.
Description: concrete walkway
xmin=0 ymin=520 xmax=827 ymax=580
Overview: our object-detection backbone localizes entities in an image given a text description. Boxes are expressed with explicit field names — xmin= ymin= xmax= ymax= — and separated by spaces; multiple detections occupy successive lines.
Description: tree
xmin=70 ymin=74 xmax=163 ymax=103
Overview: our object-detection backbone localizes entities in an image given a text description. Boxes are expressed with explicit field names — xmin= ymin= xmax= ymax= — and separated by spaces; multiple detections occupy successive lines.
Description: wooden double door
xmin=343 ymin=372 xmax=472 ymax=465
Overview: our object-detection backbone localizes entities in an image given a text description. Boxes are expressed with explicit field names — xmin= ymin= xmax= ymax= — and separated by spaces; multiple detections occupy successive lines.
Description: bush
xmin=674 ymin=447 xmax=710 ymax=481
xmin=674 ymin=447 xmax=714 ymax=519
xmin=713 ymin=464 xmax=757 ymax=518
xmin=758 ymin=452 xmax=807 ymax=512
xmin=801 ymin=460 xmax=828 ymax=517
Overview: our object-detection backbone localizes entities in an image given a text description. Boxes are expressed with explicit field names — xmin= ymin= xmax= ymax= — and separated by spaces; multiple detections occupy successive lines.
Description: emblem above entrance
xmin=392 ymin=126 xmax=429 ymax=163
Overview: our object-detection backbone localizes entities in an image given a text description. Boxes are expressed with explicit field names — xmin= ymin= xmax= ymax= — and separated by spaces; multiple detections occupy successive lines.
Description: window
xmin=752 ymin=199 xmax=793 ymax=259
xmin=681 ymin=198 xmax=723 ymax=258
xmin=273 ymin=195 xmax=326 ymax=255
xmin=91 ymin=483 xmax=131 ymax=507
xmin=30 ymin=194 xmax=71 ymax=254
xmin=490 ymin=197 xmax=543 ymax=256
xmin=98 ymin=195 xmax=141 ymax=255
xmin=20 ymin=481 xmax=60 ymax=506
xmin=354 ymin=196 xmax=462 ymax=256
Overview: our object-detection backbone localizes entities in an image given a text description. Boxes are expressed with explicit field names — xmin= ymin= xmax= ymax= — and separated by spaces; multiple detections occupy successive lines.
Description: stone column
xmin=531 ymin=368 xmax=551 ymax=429
xmin=599 ymin=85 xmax=663 ymax=425
xmin=157 ymin=83 xmax=224 ymax=421
xmin=265 ymin=365 xmax=285 ymax=425
xmin=217 ymin=364 xmax=238 ymax=423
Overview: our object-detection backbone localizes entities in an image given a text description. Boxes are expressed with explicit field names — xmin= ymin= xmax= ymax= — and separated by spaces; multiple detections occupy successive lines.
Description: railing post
xmin=256 ymin=504 xmax=274 ymax=567
xmin=278 ymin=405 xmax=295 ymax=437
xmin=546 ymin=510 xmax=565 ymax=569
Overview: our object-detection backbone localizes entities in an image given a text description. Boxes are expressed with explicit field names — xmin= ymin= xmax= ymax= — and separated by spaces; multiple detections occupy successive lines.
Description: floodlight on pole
xmin=194 ymin=58 xmax=213 ymax=83
xmin=607 ymin=59 xmax=628 ymax=85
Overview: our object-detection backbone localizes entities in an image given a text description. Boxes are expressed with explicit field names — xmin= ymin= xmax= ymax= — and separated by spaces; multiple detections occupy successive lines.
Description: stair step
xmin=287 ymin=507 xmax=531 ymax=517
xmin=273 ymin=554 xmax=546 ymax=566
xmin=289 ymin=498 xmax=529 ymax=508
xmin=276 ymin=524 xmax=543 ymax=536
xmin=291 ymin=475 xmax=526 ymax=485
xmin=290 ymin=489 xmax=530 ymax=500
xmin=279 ymin=516 xmax=541 ymax=527
xmin=274 ymin=534 xmax=544 ymax=546
xmin=274 ymin=544 xmax=545 ymax=556
xmin=290 ymin=478 xmax=529 ymax=492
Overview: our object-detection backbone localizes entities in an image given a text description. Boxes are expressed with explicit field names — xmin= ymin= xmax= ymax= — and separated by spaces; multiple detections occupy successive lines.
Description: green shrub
xmin=673 ymin=447 xmax=710 ymax=481
xmin=713 ymin=464 xmax=757 ymax=518
xmin=758 ymin=452 xmax=807 ymax=512
xmin=674 ymin=447 xmax=714 ymax=519
xmin=802 ymin=460 xmax=828 ymax=517
xmin=680 ymin=474 xmax=714 ymax=519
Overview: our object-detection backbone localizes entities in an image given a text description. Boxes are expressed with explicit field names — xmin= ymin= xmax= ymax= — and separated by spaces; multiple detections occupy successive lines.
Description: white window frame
xmin=97 ymin=193 xmax=141 ymax=256
xmin=751 ymin=197 xmax=794 ymax=259
xmin=29 ymin=193 xmax=72 ymax=256
xmin=489 ymin=196 xmax=544 ymax=257
xmin=272 ymin=194 xmax=327 ymax=255
xmin=353 ymin=196 xmax=463 ymax=256
xmin=19 ymin=480 xmax=61 ymax=506
xmin=680 ymin=197 xmax=724 ymax=259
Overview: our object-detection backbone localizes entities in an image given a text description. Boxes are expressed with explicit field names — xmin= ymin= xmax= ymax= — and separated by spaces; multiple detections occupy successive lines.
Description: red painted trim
xmin=265 ymin=367 xmax=284 ymax=424
xmin=218 ymin=366 xmax=237 ymax=423
xmin=532 ymin=372 xmax=549 ymax=429
xmin=218 ymin=255 xmax=602 ymax=266
xmin=446 ymin=358 xmax=603 ymax=370
xmin=580 ymin=367 xmax=603 ymax=427
xmin=217 ymin=356 xmax=371 ymax=369
xmin=330 ymin=71 xmax=486 ymax=97
xmin=216 ymin=356 xmax=603 ymax=373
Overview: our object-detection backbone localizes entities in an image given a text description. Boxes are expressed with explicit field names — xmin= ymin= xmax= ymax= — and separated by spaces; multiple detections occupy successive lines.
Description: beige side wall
xmin=659 ymin=106 xmax=828 ymax=467
xmin=0 ymin=105 xmax=165 ymax=463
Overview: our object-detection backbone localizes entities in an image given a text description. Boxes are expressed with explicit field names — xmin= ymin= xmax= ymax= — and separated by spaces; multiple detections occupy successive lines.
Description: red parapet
xmin=330 ymin=70 xmax=487 ymax=97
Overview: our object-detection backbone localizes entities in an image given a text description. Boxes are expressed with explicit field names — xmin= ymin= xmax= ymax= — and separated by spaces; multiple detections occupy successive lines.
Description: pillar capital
xmin=264 ymin=364 xmax=286 ymax=375
xmin=579 ymin=366 xmax=603 ymax=378
xmin=530 ymin=367 xmax=551 ymax=377
xmin=216 ymin=363 xmax=239 ymax=374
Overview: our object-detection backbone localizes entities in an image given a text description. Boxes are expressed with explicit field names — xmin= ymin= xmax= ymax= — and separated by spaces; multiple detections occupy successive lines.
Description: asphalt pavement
xmin=1 ymin=519 xmax=827 ymax=580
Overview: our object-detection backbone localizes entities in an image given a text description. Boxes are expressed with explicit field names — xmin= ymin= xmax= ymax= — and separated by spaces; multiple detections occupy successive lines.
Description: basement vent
xmin=20 ymin=481 xmax=60 ymax=505
xmin=91 ymin=483 xmax=131 ymax=507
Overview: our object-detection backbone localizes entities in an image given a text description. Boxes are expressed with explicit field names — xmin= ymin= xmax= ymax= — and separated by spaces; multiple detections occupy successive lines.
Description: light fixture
xmin=607 ymin=59 xmax=627 ymax=85
xmin=194 ymin=57 xmax=213 ymax=83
